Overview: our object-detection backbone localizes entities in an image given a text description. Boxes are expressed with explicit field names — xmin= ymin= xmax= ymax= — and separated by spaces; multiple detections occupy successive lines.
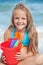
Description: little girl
xmin=0 ymin=3 xmax=43 ymax=65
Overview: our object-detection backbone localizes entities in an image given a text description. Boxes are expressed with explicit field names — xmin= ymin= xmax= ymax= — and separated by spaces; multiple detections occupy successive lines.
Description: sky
xmin=0 ymin=0 xmax=43 ymax=3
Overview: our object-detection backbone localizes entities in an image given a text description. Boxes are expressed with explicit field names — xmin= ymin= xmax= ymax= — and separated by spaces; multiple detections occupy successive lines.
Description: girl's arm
xmin=4 ymin=30 xmax=10 ymax=41
xmin=4 ymin=25 xmax=12 ymax=41
xmin=27 ymin=40 xmax=33 ymax=56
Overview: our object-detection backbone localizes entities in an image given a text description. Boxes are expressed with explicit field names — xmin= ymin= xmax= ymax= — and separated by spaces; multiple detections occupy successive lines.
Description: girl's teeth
xmin=18 ymin=23 xmax=23 ymax=25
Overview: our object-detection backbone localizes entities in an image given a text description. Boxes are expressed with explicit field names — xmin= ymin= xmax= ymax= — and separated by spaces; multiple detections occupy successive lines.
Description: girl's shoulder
xmin=4 ymin=25 xmax=13 ymax=41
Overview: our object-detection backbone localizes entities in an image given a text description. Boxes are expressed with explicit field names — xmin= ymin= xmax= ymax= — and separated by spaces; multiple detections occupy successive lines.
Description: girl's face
xmin=14 ymin=9 xmax=27 ymax=31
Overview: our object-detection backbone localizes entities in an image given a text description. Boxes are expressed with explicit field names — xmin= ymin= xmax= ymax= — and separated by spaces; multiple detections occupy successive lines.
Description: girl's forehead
xmin=14 ymin=9 xmax=26 ymax=17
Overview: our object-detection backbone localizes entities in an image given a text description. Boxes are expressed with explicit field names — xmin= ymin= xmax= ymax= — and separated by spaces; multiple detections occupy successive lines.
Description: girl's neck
xmin=15 ymin=28 xmax=26 ymax=33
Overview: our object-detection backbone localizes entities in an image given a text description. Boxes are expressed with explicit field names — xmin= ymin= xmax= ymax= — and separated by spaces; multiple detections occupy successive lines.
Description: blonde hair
xmin=11 ymin=3 xmax=38 ymax=54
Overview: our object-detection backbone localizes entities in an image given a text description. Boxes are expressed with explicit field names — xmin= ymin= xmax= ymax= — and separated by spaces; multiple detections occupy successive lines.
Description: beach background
xmin=0 ymin=0 xmax=43 ymax=58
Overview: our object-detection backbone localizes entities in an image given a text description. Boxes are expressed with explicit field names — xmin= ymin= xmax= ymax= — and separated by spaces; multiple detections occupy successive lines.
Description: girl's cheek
xmin=14 ymin=20 xmax=18 ymax=25
xmin=14 ymin=20 xmax=18 ymax=23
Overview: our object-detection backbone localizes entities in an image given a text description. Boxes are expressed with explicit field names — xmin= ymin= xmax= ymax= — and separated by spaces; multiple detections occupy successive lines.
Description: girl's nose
xmin=18 ymin=19 xmax=22 ymax=22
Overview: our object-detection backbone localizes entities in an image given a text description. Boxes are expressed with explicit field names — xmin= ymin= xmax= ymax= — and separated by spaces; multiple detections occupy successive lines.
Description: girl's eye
xmin=15 ymin=17 xmax=19 ymax=19
xmin=22 ymin=18 xmax=26 ymax=20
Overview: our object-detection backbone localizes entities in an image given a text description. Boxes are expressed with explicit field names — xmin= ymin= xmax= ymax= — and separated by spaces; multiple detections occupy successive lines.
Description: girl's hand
xmin=15 ymin=47 xmax=33 ymax=61
xmin=15 ymin=52 xmax=28 ymax=61
xmin=15 ymin=51 xmax=33 ymax=61
xmin=1 ymin=56 xmax=6 ymax=64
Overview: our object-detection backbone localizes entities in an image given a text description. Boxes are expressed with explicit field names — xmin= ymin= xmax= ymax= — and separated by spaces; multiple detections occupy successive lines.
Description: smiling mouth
xmin=17 ymin=23 xmax=24 ymax=25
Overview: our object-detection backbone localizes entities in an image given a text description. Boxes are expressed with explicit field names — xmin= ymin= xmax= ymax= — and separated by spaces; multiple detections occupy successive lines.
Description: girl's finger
xmin=1 ymin=56 xmax=6 ymax=63
xmin=2 ymin=56 xmax=5 ymax=57
xmin=15 ymin=55 xmax=21 ymax=59
xmin=4 ymin=61 xmax=6 ymax=64
xmin=15 ymin=54 xmax=21 ymax=57
xmin=2 ymin=56 xmax=6 ymax=60
xmin=17 ymin=52 xmax=21 ymax=55
xmin=16 ymin=58 xmax=22 ymax=60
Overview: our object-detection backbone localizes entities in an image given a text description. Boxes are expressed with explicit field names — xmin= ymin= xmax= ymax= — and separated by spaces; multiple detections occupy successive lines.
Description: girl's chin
xmin=16 ymin=28 xmax=25 ymax=31
xmin=17 ymin=28 xmax=23 ymax=31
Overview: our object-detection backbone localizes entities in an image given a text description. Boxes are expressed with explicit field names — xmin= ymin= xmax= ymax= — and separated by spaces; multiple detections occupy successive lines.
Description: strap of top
xmin=22 ymin=31 xmax=30 ymax=46
xmin=10 ymin=27 xmax=15 ymax=38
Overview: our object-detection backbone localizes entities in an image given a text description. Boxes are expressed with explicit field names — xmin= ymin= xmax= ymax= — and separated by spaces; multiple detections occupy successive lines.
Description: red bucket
xmin=1 ymin=38 xmax=22 ymax=65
